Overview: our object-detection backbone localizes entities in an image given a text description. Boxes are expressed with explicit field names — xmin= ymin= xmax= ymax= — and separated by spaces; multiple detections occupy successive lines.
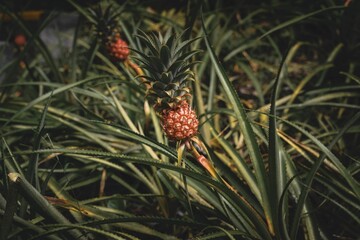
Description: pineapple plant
xmin=134 ymin=30 xmax=224 ymax=180
xmin=89 ymin=4 xmax=129 ymax=62
xmin=133 ymin=30 xmax=200 ymax=142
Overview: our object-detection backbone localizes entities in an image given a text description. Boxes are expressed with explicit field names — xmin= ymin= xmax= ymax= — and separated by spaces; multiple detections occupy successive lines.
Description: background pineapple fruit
xmin=89 ymin=5 xmax=129 ymax=61
xmin=134 ymin=30 xmax=200 ymax=141
xmin=106 ymin=34 xmax=129 ymax=61
xmin=14 ymin=34 xmax=27 ymax=48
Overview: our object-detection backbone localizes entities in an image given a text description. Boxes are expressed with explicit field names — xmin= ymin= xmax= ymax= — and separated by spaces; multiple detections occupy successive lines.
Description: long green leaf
xmin=93 ymin=120 xmax=177 ymax=160
xmin=7 ymin=173 xmax=86 ymax=240
xmin=209 ymin=128 xmax=260 ymax=201
xmin=66 ymin=0 xmax=97 ymax=24
xmin=0 ymin=209 xmax=62 ymax=240
xmin=27 ymin=92 xmax=52 ymax=191
xmin=16 ymin=148 xmax=273 ymax=239
xmin=201 ymin=13 xmax=273 ymax=235
xmin=28 ymin=225 xmax=127 ymax=240
xmin=258 ymin=6 xmax=345 ymax=40
xmin=1 ymin=75 xmax=106 ymax=128
xmin=289 ymin=111 xmax=360 ymax=238
xmin=267 ymin=47 xmax=288 ymax=238
xmin=0 ymin=179 xmax=18 ymax=239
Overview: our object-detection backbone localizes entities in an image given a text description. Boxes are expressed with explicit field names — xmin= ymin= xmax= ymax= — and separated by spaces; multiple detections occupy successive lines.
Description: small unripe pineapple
xmin=106 ymin=37 xmax=129 ymax=62
xmin=161 ymin=101 xmax=198 ymax=141
xmin=89 ymin=5 xmax=129 ymax=61
xmin=14 ymin=34 xmax=27 ymax=47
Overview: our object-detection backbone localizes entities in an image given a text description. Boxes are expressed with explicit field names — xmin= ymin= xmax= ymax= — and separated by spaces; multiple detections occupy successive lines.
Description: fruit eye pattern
xmin=106 ymin=38 xmax=129 ymax=61
xmin=161 ymin=101 xmax=199 ymax=141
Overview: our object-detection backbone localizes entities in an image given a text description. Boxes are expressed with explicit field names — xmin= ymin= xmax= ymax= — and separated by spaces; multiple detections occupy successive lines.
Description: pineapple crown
xmin=88 ymin=4 xmax=123 ymax=42
xmin=133 ymin=29 xmax=201 ymax=111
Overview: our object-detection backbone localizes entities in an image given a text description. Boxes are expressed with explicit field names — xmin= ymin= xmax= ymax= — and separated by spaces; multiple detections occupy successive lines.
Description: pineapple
xmin=134 ymin=30 xmax=200 ymax=141
xmin=106 ymin=35 xmax=129 ymax=61
xmin=14 ymin=34 xmax=27 ymax=47
xmin=161 ymin=100 xmax=198 ymax=141
xmin=89 ymin=5 xmax=129 ymax=61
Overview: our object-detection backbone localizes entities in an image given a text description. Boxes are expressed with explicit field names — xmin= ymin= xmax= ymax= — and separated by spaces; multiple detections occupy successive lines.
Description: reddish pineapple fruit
xmin=161 ymin=100 xmax=198 ymax=141
xmin=106 ymin=36 xmax=129 ymax=62
xmin=14 ymin=34 xmax=27 ymax=47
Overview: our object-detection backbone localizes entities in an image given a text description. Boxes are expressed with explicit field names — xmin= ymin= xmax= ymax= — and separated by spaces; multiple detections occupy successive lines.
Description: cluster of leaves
xmin=0 ymin=0 xmax=359 ymax=239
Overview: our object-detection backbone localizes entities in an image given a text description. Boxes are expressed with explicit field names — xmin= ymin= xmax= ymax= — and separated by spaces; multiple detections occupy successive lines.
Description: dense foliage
xmin=0 ymin=0 xmax=359 ymax=239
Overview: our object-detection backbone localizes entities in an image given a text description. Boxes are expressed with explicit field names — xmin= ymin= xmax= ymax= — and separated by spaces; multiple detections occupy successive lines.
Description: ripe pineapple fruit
xmin=161 ymin=100 xmax=198 ymax=141
xmin=134 ymin=30 xmax=200 ymax=141
xmin=89 ymin=5 xmax=129 ymax=61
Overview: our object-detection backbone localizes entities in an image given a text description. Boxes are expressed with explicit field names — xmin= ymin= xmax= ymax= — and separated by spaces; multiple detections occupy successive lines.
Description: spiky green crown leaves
xmin=88 ymin=4 xmax=123 ymax=43
xmin=133 ymin=29 xmax=200 ymax=111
